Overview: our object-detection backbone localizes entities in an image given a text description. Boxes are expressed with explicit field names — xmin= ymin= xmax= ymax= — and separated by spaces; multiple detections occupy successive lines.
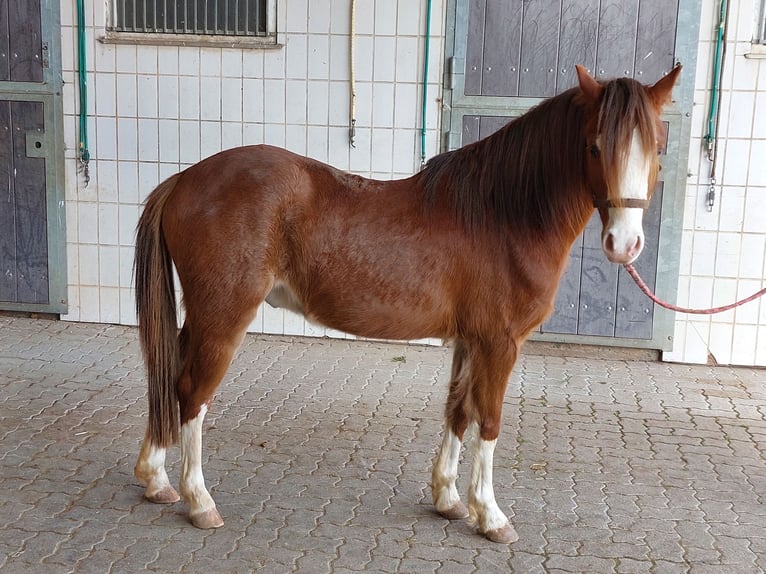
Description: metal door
xmin=0 ymin=0 xmax=66 ymax=313
xmin=442 ymin=0 xmax=699 ymax=350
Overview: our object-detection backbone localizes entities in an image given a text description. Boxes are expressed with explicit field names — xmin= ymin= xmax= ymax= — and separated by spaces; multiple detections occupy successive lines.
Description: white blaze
xmin=602 ymin=128 xmax=652 ymax=264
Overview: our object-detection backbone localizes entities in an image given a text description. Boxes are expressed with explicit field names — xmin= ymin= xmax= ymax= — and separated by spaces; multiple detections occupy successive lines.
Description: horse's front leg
xmin=467 ymin=434 xmax=517 ymax=543
xmin=466 ymin=337 xmax=519 ymax=544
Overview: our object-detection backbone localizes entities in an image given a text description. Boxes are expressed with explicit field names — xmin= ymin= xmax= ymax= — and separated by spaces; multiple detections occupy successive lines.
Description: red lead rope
xmin=623 ymin=264 xmax=766 ymax=315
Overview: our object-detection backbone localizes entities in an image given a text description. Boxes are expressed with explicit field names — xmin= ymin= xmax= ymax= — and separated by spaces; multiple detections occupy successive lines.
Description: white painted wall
xmin=664 ymin=0 xmax=766 ymax=366
xmin=58 ymin=0 xmax=766 ymax=365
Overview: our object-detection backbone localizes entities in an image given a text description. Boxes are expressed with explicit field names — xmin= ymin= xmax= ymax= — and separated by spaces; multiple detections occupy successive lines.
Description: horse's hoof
xmin=483 ymin=523 xmax=519 ymax=544
xmin=145 ymin=485 xmax=181 ymax=504
xmin=190 ymin=508 xmax=224 ymax=529
xmin=438 ymin=502 xmax=470 ymax=521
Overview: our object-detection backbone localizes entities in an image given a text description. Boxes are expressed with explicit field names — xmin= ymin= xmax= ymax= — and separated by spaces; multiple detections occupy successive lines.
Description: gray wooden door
xmin=0 ymin=0 xmax=66 ymax=313
xmin=443 ymin=0 xmax=699 ymax=350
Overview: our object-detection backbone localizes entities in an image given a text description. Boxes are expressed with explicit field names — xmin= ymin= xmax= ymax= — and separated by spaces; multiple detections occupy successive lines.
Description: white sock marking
xmin=179 ymin=404 xmax=216 ymax=515
xmin=432 ymin=428 xmax=463 ymax=512
xmin=468 ymin=436 xmax=509 ymax=532
xmin=135 ymin=434 xmax=173 ymax=495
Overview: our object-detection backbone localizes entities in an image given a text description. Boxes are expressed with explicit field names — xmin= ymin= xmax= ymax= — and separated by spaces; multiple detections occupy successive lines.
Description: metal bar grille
xmin=759 ymin=0 xmax=766 ymax=44
xmin=112 ymin=0 xmax=268 ymax=36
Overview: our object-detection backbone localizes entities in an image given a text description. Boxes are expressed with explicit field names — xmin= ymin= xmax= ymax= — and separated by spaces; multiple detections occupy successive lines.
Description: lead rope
xmin=624 ymin=264 xmax=766 ymax=315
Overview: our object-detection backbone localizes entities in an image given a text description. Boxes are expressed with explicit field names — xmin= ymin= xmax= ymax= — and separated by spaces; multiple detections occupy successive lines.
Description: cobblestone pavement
xmin=1 ymin=317 xmax=766 ymax=573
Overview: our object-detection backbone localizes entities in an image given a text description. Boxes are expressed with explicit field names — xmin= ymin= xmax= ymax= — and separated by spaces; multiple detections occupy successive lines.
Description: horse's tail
xmin=135 ymin=173 xmax=182 ymax=447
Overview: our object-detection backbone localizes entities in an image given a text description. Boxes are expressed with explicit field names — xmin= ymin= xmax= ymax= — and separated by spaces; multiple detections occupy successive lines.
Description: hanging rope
xmin=76 ymin=0 xmax=90 ymax=186
xmin=702 ymin=0 xmax=728 ymax=212
xmin=625 ymin=264 xmax=766 ymax=315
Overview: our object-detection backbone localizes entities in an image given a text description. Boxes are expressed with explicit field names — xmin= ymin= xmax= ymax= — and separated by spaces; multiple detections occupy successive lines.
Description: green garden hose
xmin=76 ymin=0 xmax=90 ymax=185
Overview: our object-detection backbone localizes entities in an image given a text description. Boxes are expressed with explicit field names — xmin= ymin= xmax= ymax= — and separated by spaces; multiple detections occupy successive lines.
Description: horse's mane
xmin=419 ymin=78 xmax=661 ymax=235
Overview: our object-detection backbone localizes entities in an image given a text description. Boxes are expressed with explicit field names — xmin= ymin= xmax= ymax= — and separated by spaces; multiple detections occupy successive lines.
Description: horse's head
xmin=576 ymin=64 xmax=681 ymax=264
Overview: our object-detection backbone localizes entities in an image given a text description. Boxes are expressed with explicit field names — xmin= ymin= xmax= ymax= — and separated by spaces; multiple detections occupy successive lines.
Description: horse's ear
xmin=648 ymin=64 xmax=682 ymax=107
xmin=576 ymin=65 xmax=602 ymax=102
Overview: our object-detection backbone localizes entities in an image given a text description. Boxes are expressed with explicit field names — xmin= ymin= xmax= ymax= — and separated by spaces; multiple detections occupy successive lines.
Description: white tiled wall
xmin=663 ymin=0 xmax=766 ymax=365
xmin=59 ymin=0 xmax=445 ymax=338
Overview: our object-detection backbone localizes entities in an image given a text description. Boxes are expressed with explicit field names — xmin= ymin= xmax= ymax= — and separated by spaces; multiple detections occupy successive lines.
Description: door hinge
xmin=448 ymin=57 xmax=464 ymax=90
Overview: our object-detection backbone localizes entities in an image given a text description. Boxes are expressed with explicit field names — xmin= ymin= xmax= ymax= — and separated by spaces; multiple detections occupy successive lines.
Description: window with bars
xmin=757 ymin=0 xmax=766 ymax=44
xmin=109 ymin=0 xmax=273 ymax=38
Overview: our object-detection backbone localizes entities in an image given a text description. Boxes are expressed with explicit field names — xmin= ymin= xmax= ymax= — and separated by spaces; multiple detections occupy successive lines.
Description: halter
xmin=587 ymin=144 xmax=653 ymax=210
xmin=593 ymin=197 xmax=651 ymax=209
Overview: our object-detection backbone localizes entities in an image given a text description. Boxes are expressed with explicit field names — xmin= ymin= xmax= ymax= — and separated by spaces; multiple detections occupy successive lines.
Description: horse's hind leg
xmin=135 ymin=429 xmax=181 ymax=503
xmin=177 ymin=307 xmax=258 ymax=529
xmin=134 ymin=325 xmax=191 ymax=505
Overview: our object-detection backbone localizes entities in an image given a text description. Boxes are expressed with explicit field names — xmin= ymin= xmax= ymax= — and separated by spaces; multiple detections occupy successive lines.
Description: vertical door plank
xmin=12 ymin=101 xmax=48 ymax=304
xmin=578 ymin=213 xmax=619 ymax=336
xmin=9 ymin=0 xmax=43 ymax=83
xmin=0 ymin=2 xmax=10 ymax=81
xmin=464 ymin=0 xmax=487 ymax=96
xmin=480 ymin=0 xmax=522 ymax=96
xmin=615 ymin=183 xmax=663 ymax=338
xmin=461 ymin=114 xmax=481 ymax=145
xmin=518 ymin=0 xmax=561 ymax=97
xmin=543 ymin=234 xmax=584 ymax=334
xmin=478 ymin=115 xmax=509 ymax=139
xmin=0 ymin=101 xmax=16 ymax=302
xmin=595 ymin=0 xmax=639 ymax=79
xmin=634 ymin=0 xmax=679 ymax=84
xmin=556 ymin=0 xmax=599 ymax=93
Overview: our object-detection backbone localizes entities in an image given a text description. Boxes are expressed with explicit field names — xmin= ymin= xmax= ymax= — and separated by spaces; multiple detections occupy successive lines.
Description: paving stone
xmin=544 ymin=554 xmax=618 ymax=573
xmin=2 ymin=316 xmax=766 ymax=572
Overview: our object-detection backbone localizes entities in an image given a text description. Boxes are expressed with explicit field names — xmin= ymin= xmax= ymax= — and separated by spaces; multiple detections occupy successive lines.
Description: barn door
xmin=442 ymin=0 xmax=699 ymax=350
xmin=0 ymin=0 xmax=66 ymax=313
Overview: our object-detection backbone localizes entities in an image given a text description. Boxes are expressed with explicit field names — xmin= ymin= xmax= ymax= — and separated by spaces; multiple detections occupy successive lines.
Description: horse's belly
xmin=264 ymin=278 xmax=452 ymax=340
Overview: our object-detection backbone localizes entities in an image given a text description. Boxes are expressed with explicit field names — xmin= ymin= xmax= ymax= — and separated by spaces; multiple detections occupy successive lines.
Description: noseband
xmin=587 ymin=144 xmax=653 ymax=210
xmin=593 ymin=197 xmax=651 ymax=209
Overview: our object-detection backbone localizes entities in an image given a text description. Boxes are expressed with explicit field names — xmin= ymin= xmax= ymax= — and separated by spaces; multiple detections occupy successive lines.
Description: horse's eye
xmin=589 ymin=144 xmax=600 ymax=158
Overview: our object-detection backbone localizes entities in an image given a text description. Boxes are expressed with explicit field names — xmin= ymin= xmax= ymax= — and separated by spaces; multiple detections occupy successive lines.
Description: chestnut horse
xmin=133 ymin=65 xmax=681 ymax=543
